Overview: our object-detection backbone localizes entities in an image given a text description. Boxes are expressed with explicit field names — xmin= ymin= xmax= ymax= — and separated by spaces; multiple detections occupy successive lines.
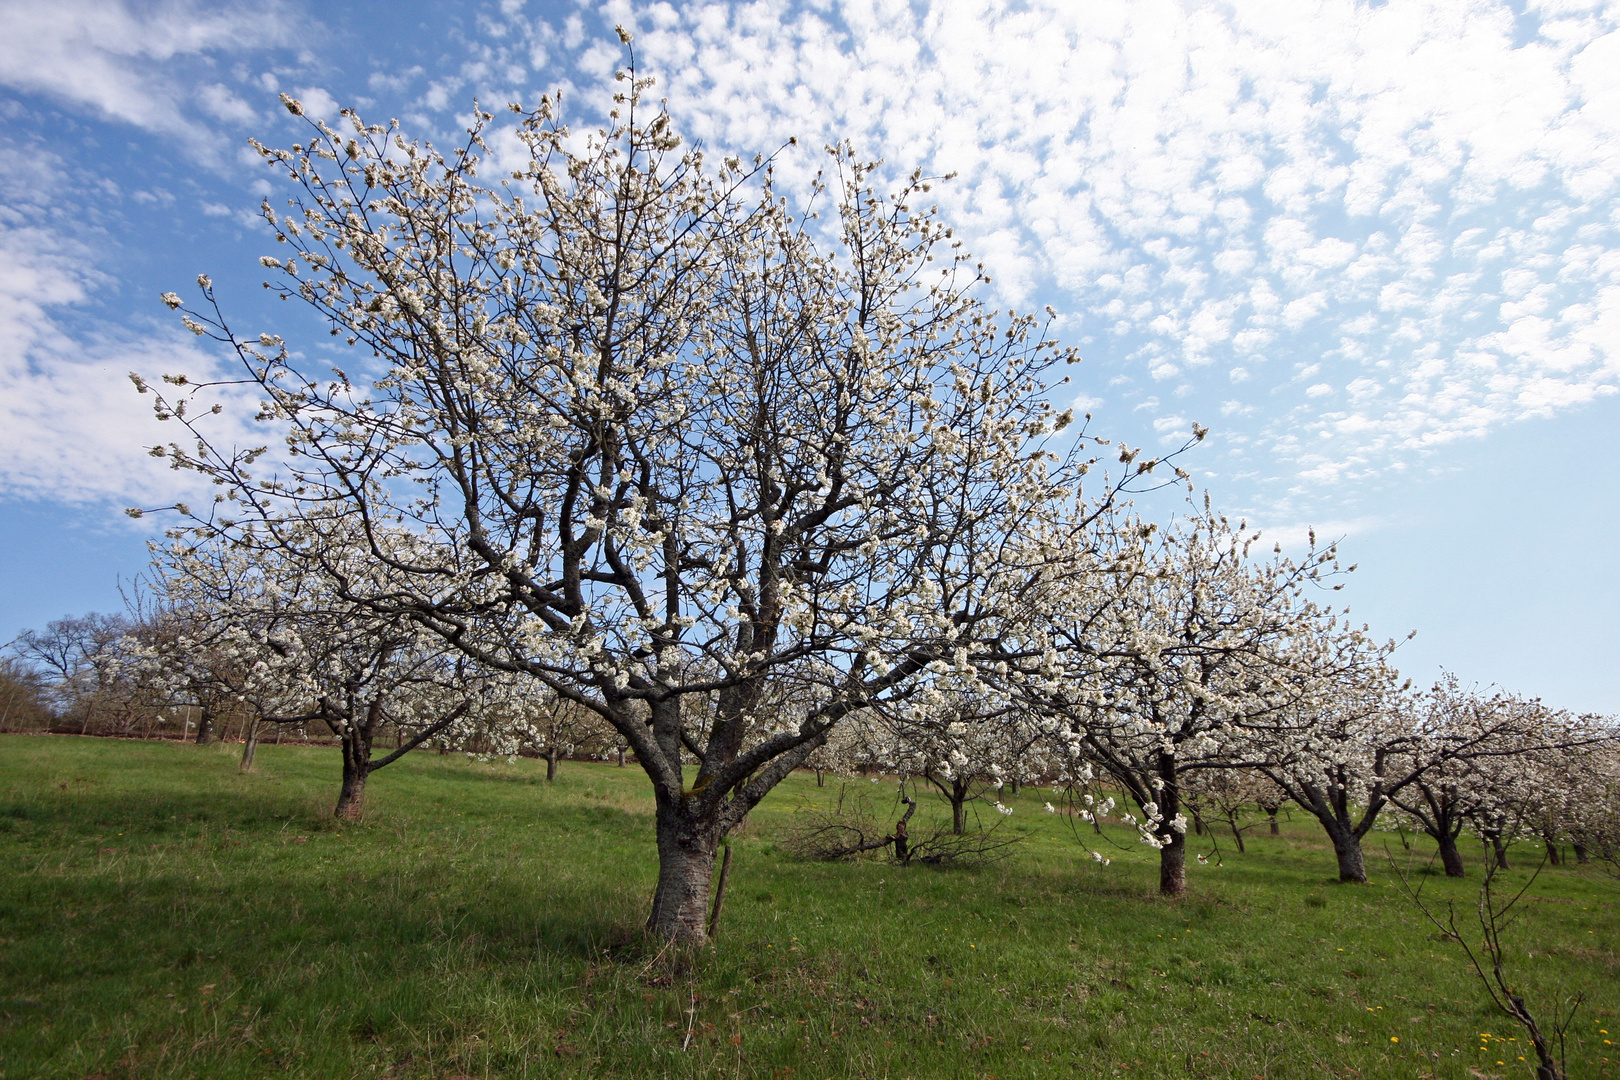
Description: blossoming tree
xmin=1018 ymin=501 xmax=1369 ymax=895
xmin=134 ymin=47 xmax=1139 ymax=943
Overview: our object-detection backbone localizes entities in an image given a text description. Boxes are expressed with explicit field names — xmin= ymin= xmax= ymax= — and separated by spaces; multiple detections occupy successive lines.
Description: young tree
xmin=1180 ymin=767 xmax=1285 ymax=854
xmin=135 ymin=47 xmax=1139 ymax=944
xmin=872 ymin=685 xmax=1042 ymax=834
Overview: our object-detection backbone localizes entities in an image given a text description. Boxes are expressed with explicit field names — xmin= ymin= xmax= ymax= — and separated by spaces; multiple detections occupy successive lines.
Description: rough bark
xmin=1573 ymin=843 xmax=1590 ymax=865
xmin=1491 ymin=836 xmax=1511 ymax=870
xmin=1159 ymin=832 xmax=1187 ymax=895
xmin=1436 ymin=830 xmax=1466 ymax=877
xmin=1268 ymin=810 xmax=1280 ymax=835
xmin=1331 ymin=828 xmax=1367 ymax=883
xmin=1228 ymin=818 xmax=1246 ymax=855
xmin=194 ymin=708 xmax=214 ymax=745
xmin=1544 ymin=839 xmax=1561 ymax=867
xmin=646 ymin=806 xmax=720 ymax=946
xmin=545 ymin=749 xmax=559 ymax=783
xmin=334 ymin=763 xmax=368 ymax=820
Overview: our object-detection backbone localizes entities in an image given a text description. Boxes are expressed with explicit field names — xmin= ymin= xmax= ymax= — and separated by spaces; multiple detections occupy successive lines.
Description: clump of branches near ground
xmin=781 ymin=784 xmax=1023 ymax=867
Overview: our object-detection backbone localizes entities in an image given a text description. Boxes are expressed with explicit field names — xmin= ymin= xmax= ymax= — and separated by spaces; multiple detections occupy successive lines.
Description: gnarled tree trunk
xmin=646 ymin=803 xmax=720 ymax=946
xmin=1331 ymin=828 xmax=1367 ymax=883
xmin=1435 ymin=829 xmax=1466 ymax=877
xmin=335 ymin=746 xmax=370 ymax=819
xmin=194 ymin=706 xmax=214 ymax=745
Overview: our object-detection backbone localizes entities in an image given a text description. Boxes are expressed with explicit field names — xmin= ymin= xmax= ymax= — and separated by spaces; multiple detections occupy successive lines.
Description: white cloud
xmin=0 ymin=141 xmax=256 ymax=507
xmin=0 ymin=0 xmax=294 ymax=153
xmin=468 ymin=0 xmax=1620 ymax=508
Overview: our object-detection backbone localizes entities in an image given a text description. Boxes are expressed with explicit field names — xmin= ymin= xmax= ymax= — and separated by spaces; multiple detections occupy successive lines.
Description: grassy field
xmin=0 ymin=735 xmax=1615 ymax=1080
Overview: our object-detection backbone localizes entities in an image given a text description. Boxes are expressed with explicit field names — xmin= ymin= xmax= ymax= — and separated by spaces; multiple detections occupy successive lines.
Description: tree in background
xmin=0 ymin=658 xmax=53 ymax=732
xmin=1022 ymin=501 xmax=1371 ymax=895
xmin=149 ymin=533 xmax=501 ymax=816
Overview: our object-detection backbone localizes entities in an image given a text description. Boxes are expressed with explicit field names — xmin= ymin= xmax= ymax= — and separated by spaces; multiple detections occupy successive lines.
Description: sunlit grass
xmin=0 ymin=734 xmax=1614 ymax=1079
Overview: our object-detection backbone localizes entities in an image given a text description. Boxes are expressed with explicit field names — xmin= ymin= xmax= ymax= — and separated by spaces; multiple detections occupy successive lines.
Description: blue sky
xmin=0 ymin=0 xmax=1616 ymax=712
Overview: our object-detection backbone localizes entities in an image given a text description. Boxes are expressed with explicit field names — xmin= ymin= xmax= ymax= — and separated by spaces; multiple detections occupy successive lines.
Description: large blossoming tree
xmin=135 ymin=44 xmax=1143 ymax=944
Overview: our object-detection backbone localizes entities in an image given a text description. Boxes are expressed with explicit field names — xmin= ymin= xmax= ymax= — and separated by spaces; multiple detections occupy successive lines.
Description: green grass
xmin=0 ymin=735 xmax=1615 ymax=1080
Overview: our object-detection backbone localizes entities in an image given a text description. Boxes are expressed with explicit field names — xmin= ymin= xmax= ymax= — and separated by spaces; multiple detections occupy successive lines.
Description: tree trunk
xmin=194 ymin=708 xmax=214 ymax=745
xmin=1268 ymin=810 xmax=1279 ymax=835
xmin=545 ymin=749 xmax=558 ymax=782
xmin=815 ymin=768 xmax=825 ymax=788
xmin=1331 ymin=829 xmax=1367 ymax=883
xmin=1228 ymin=819 xmax=1246 ymax=855
xmin=1159 ymin=833 xmax=1187 ymax=896
xmin=334 ymin=762 xmax=368 ymax=820
xmin=1491 ymin=836 xmax=1511 ymax=871
xmin=239 ymin=717 xmax=260 ymax=772
xmin=1436 ymin=831 xmax=1466 ymax=877
xmin=1544 ymin=839 xmax=1561 ymax=867
xmin=1193 ymin=813 xmax=1205 ymax=836
xmin=617 ymin=747 xmax=625 ymax=767
xmin=951 ymin=796 xmax=966 ymax=835
xmin=1573 ymin=843 xmax=1589 ymax=865
xmin=335 ymin=710 xmax=375 ymax=819
xmin=646 ymin=808 xmax=719 ymax=946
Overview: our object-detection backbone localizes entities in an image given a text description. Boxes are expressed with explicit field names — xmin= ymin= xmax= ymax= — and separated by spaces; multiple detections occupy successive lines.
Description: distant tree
xmin=150 ymin=534 xmax=501 ymax=816
xmin=13 ymin=613 xmax=134 ymax=733
xmin=1382 ymin=680 xmax=1609 ymax=878
xmin=0 ymin=658 xmax=53 ymax=732
xmin=1022 ymin=502 xmax=1370 ymax=895
xmin=1180 ymin=767 xmax=1286 ymax=854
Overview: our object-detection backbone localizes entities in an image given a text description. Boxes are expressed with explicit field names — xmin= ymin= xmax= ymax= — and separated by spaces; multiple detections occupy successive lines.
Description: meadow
xmin=0 ymin=734 xmax=1614 ymax=1080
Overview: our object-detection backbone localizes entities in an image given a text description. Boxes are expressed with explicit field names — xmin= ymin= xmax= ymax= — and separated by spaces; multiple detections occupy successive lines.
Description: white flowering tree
xmin=1379 ymin=679 xmax=1608 ymax=878
xmin=133 ymin=46 xmax=1142 ymax=944
xmin=1017 ymin=501 xmax=1370 ymax=895
xmin=1250 ymin=655 xmax=1414 ymax=883
xmin=1528 ymin=740 xmax=1620 ymax=866
xmin=870 ymin=683 xmax=1042 ymax=834
xmin=1179 ymin=766 xmax=1289 ymax=854
xmin=150 ymin=532 xmax=501 ymax=815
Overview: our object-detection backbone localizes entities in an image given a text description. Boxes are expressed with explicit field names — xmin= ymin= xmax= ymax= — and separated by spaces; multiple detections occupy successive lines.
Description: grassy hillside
xmin=0 ymin=734 xmax=1614 ymax=1079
